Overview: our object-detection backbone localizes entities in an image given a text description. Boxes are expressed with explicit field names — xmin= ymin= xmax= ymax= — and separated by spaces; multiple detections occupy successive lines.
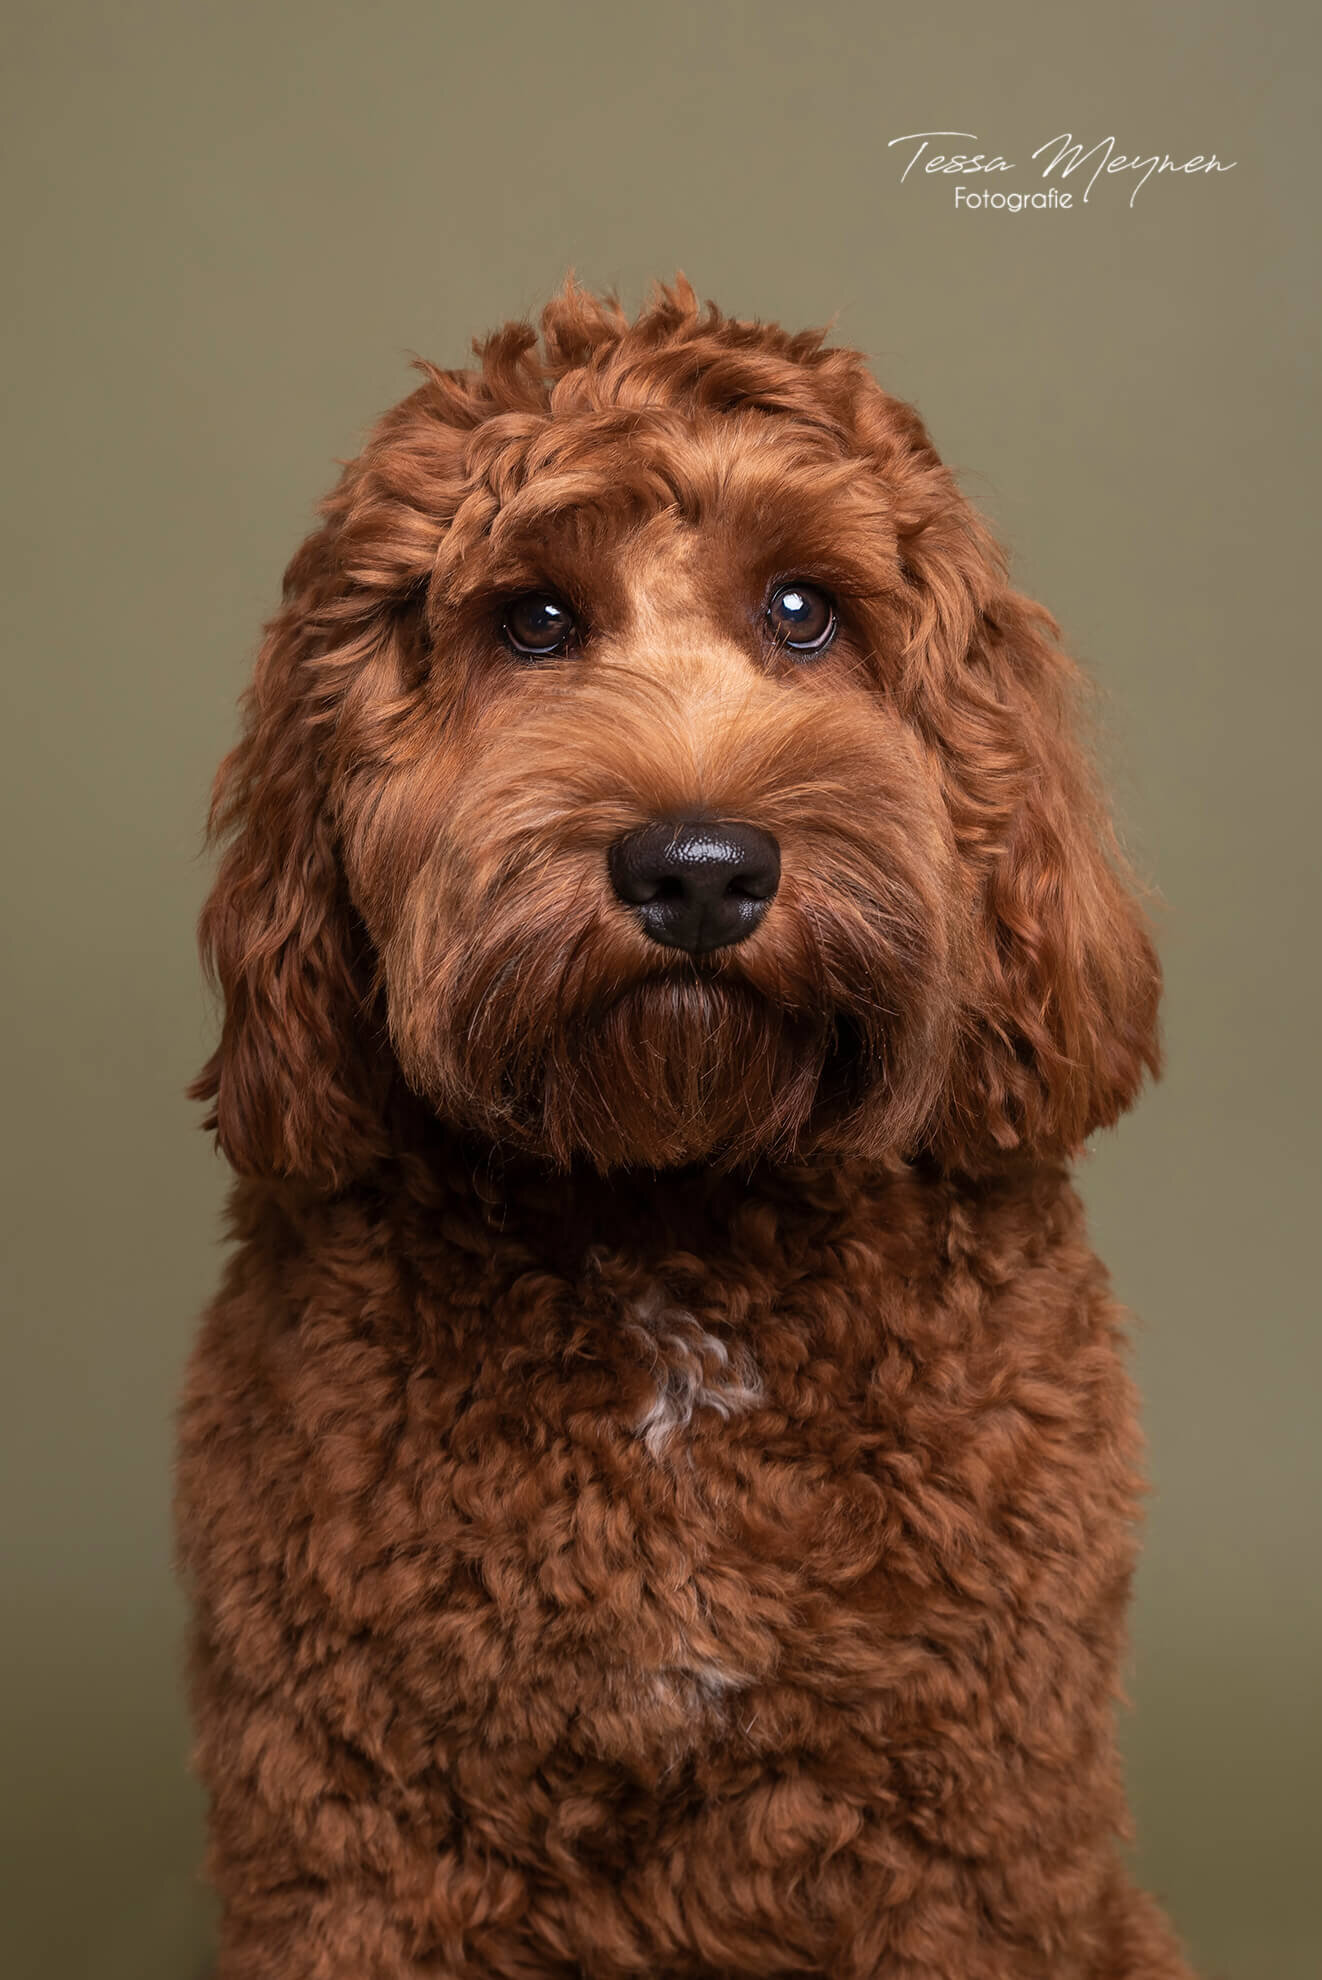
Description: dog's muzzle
xmin=607 ymin=819 xmax=780 ymax=955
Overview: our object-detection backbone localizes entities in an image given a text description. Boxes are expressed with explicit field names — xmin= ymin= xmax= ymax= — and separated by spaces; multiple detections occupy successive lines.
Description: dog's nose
xmin=608 ymin=820 xmax=781 ymax=954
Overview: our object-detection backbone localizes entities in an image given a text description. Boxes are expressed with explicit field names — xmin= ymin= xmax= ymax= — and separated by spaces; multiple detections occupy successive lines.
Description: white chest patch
xmin=624 ymin=1285 xmax=763 ymax=1457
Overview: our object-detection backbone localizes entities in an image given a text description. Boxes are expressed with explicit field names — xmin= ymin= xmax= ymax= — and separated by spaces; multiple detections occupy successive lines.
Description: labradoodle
xmin=176 ymin=278 xmax=1193 ymax=1979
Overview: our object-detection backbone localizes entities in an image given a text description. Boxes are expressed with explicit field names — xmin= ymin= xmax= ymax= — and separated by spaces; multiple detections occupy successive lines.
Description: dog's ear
xmin=191 ymin=356 xmax=528 ymax=1186
xmin=914 ymin=577 xmax=1161 ymax=1169
xmin=190 ymin=526 xmax=391 ymax=1189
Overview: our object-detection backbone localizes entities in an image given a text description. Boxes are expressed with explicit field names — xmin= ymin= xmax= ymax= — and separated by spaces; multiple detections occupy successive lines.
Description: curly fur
xmin=177 ymin=277 xmax=1190 ymax=1978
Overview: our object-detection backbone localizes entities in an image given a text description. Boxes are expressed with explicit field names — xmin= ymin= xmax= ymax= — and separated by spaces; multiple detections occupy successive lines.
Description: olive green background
xmin=2 ymin=2 xmax=1317 ymax=1975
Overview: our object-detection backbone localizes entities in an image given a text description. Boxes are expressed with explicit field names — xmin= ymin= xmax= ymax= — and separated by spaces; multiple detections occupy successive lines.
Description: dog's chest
xmin=277 ymin=1203 xmax=1113 ymax=1792
xmin=427 ymin=1287 xmax=795 ymax=1743
xmin=334 ymin=1264 xmax=960 ymax=1767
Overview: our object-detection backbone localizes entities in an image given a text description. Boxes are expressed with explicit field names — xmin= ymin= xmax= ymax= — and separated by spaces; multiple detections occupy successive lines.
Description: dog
xmin=176 ymin=277 xmax=1194 ymax=1978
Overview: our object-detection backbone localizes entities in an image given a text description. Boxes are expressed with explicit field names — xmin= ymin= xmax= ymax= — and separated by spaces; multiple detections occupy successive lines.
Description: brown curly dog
xmin=177 ymin=278 xmax=1193 ymax=1979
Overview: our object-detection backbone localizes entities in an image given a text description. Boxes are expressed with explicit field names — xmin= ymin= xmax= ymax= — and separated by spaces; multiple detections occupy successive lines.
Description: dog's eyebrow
xmin=433 ymin=429 xmax=910 ymax=620
xmin=487 ymin=465 xmax=678 ymax=547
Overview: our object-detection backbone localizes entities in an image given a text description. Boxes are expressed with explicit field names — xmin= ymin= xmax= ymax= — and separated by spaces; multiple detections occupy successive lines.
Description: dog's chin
xmin=414 ymin=973 xmax=906 ymax=1174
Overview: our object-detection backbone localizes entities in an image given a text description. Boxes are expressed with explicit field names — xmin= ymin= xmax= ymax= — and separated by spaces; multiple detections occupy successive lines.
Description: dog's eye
xmin=765 ymin=581 xmax=837 ymax=655
xmin=502 ymin=593 xmax=578 ymax=658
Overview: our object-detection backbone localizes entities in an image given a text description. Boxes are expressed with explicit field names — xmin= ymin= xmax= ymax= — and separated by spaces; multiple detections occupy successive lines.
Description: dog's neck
xmin=236 ymin=1090 xmax=1066 ymax=1317
xmin=387 ymin=1109 xmax=1053 ymax=1282
xmin=436 ymin=1146 xmax=881 ymax=1282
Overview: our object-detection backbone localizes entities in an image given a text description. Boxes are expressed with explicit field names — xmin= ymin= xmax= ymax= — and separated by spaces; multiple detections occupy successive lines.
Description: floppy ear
xmin=919 ymin=584 xmax=1162 ymax=1170
xmin=191 ymin=355 xmax=523 ymax=1185
xmin=190 ymin=529 xmax=390 ymax=1189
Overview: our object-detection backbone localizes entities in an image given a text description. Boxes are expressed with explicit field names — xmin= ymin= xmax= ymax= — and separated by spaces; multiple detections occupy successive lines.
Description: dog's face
xmin=349 ymin=417 xmax=962 ymax=1172
xmin=196 ymin=281 xmax=1160 ymax=1183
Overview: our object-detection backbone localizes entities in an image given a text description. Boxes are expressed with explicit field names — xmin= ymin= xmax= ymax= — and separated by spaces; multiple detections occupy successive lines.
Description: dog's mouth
xmin=593 ymin=963 xmax=816 ymax=1040
xmin=392 ymin=872 xmax=949 ymax=1170
xmin=549 ymin=975 xmax=887 ymax=1166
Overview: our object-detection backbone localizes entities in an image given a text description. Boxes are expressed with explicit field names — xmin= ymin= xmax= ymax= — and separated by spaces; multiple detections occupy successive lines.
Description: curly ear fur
xmin=921 ymin=579 xmax=1161 ymax=1168
xmin=191 ymin=530 xmax=388 ymax=1188
xmin=840 ymin=381 xmax=1162 ymax=1169
xmin=192 ymin=362 xmax=503 ymax=1184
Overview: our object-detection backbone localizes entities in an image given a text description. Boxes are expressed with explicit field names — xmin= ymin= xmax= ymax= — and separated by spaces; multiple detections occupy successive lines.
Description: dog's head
xmin=195 ymin=279 xmax=1159 ymax=1185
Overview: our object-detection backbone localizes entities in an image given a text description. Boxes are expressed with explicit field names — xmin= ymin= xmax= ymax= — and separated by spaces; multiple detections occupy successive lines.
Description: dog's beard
xmin=503 ymin=975 xmax=849 ymax=1170
xmin=414 ymin=974 xmax=866 ymax=1170
xmin=386 ymin=887 xmax=955 ymax=1172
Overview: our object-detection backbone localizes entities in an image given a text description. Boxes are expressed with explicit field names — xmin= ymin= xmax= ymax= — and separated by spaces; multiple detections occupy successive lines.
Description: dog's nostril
xmin=728 ymin=867 xmax=776 ymax=901
xmin=607 ymin=820 xmax=781 ymax=955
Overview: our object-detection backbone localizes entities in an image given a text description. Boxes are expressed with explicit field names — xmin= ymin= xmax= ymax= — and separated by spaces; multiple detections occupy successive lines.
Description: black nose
xmin=608 ymin=820 xmax=781 ymax=954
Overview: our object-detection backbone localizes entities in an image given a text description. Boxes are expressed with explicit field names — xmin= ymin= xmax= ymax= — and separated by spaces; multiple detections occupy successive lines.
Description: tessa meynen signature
xmin=887 ymin=131 xmax=1237 ymax=209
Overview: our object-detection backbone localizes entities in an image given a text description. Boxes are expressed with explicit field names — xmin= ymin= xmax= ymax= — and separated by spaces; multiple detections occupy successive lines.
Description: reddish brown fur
xmin=177 ymin=279 xmax=1190 ymax=1977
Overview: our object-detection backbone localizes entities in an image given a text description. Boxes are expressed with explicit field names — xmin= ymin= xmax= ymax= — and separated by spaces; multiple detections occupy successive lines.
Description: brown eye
xmin=765 ymin=581 xmax=837 ymax=655
xmin=502 ymin=593 xmax=578 ymax=658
